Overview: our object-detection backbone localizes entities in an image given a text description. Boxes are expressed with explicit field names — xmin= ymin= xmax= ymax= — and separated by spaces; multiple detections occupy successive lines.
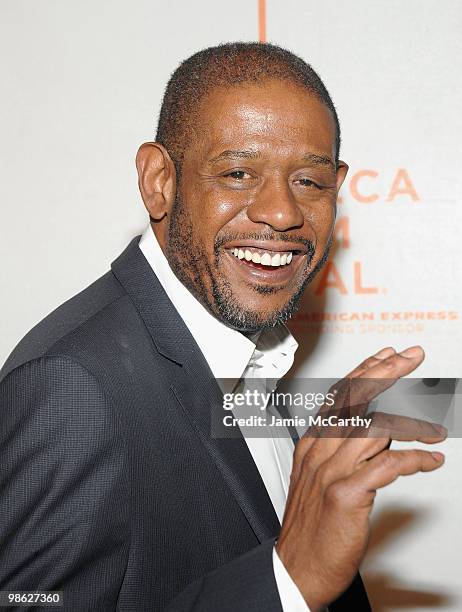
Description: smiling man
xmin=146 ymin=52 xmax=345 ymax=334
xmin=0 ymin=43 xmax=446 ymax=612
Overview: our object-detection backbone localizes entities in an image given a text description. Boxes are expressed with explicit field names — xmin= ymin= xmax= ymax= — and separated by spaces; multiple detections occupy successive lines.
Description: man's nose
xmin=246 ymin=178 xmax=304 ymax=231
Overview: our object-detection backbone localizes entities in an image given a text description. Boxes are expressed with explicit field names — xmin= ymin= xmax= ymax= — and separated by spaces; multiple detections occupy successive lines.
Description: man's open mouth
xmin=223 ymin=242 xmax=309 ymax=282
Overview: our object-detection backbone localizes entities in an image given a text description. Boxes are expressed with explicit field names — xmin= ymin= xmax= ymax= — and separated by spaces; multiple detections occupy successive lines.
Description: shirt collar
xmin=138 ymin=224 xmax=298 ymax=385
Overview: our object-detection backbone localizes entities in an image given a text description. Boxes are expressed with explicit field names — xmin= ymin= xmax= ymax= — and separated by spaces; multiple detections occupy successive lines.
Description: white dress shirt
xmin=139 ymin=225 xmax=309 ymax=612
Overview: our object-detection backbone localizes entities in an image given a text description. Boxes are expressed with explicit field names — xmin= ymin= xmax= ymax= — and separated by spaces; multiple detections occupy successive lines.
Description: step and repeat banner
xmin=1 ymin=1 xmax=460 ymax=610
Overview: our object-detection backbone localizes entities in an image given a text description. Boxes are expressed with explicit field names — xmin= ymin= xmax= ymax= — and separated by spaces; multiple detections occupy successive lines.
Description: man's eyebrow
xmin=208 ymin=149 xmax=336 ymax=169
xmin=209 ymin=149 xmax=261 ymax=163
xmin=301 ymin=153 xmax=336 ymax=170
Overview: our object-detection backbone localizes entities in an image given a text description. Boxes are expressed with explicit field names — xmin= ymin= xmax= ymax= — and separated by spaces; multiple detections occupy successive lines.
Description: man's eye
xmin=296 ymin=178 xmax=319 ymax=188
xmin=225 ymin=170 xmax=250 ymax=180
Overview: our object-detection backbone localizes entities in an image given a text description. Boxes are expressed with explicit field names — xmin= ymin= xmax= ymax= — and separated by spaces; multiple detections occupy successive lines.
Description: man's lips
xmin=223 ymin=246 xmax=307 ymax=284
xmin=224 ymin=240 xmax=307 ymax=269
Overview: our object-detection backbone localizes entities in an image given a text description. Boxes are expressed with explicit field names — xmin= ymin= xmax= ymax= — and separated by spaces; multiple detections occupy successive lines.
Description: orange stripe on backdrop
xmin=258 ymin=0 xmax=266 ymax=42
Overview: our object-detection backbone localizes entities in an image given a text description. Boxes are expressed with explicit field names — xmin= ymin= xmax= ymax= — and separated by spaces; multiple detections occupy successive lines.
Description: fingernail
xmin=431 ymin=452 xmax=445 ymax=462
xmin=434 ymin=424 xmax=448 ymax=437
xmin=373 ymin=347 xmax=395 ymax=359
xmin=399 ymin=346 xmax=424 ymax=358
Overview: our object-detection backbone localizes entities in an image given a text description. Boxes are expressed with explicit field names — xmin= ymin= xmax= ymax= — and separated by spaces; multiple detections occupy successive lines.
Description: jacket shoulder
xmin=1 ymin=270 xmax=127 ymax=381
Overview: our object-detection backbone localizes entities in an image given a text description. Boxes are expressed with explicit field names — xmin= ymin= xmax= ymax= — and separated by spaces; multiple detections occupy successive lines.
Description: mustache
xmin=214 ymin=230 xmax=315 ymax=253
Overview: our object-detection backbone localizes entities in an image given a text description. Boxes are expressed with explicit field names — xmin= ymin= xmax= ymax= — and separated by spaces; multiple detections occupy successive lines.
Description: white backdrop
xmin=1 ymin=1 xmax=460 ymax=610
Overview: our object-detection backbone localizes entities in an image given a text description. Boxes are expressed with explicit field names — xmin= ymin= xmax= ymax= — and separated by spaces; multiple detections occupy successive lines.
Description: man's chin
xmin=211 ymin=288 xmax=304 ymax=333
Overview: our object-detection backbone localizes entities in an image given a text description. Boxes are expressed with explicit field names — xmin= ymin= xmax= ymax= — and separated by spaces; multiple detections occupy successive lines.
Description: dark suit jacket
xmin=0 ymin=237 xmax=371 ymax=611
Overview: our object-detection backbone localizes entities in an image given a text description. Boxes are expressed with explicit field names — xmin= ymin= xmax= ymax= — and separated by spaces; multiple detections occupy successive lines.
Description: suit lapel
xmin=111 ymin=237 xmax=280 ymax=542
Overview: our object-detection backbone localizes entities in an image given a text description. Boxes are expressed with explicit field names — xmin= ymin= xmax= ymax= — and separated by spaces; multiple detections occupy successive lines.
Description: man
xmin=0 ymin=43 xmax=446 ymax=611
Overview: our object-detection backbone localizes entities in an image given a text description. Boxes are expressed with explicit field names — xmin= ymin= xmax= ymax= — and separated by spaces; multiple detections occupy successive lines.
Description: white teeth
xmin=271 ymin=253 xmax=281 ymax=267
xmin=231 ymin=247 xmax=295 ymax=267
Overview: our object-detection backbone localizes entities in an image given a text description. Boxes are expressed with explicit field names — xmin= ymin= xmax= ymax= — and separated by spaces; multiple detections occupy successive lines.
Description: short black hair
xmin=156 ymin=42 xmax=341 ymax=173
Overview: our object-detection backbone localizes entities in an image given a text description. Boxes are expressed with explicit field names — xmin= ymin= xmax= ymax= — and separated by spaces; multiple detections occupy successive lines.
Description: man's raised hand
xmin=275 ymin=346 xmax=447 ymax=611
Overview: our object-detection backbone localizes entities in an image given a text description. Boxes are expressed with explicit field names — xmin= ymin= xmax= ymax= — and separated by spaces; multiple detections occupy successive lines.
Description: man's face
xmin=163 ymin=79 xmax=347 ymax=332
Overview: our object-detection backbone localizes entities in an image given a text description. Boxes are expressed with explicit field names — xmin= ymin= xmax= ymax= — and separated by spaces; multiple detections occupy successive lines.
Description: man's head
xmin=136 ymin=42 xmax=348 ymax=333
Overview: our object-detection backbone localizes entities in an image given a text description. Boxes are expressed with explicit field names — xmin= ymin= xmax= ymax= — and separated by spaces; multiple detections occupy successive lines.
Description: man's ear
xmin=335 ymin=160 xmax=349 ymax=193
xmin=136 ymin=142 xmax=176 ymax=221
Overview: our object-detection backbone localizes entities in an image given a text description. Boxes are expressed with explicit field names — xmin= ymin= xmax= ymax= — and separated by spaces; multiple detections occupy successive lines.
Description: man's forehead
xmin=197 ymin=78 xmax=325 ymax=118
xmin=191 ymin=80 xmax=337 ymax=156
